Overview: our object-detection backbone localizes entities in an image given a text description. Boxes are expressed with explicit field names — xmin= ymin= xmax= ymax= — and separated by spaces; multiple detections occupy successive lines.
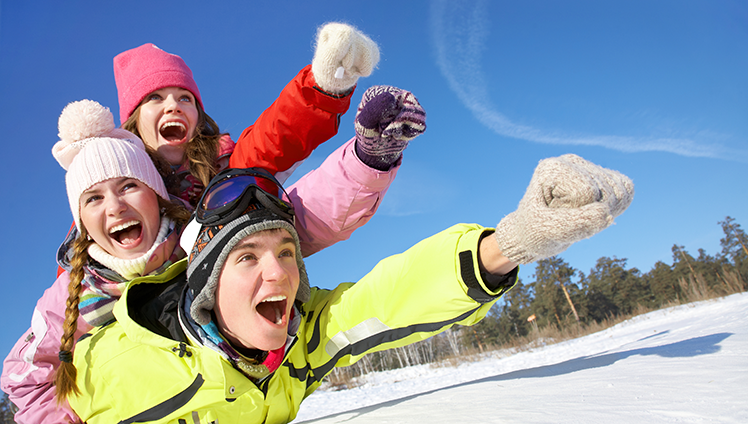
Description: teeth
xmin=275 ymin=308 xmax=282 ymax=325
xmin=261 ymin=295 xmax=286 ymax=303
xmin=160 ymin=121 xmax=186 ymax=131
xmin=109 ymin=220 xmax=139 ymax=234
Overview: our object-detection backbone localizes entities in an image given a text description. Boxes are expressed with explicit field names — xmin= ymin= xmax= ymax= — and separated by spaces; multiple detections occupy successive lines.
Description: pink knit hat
xmin=52 ymin=100 xmax=170 ymax=231
xmin=113 ymin=43 xmax=203 ymax=125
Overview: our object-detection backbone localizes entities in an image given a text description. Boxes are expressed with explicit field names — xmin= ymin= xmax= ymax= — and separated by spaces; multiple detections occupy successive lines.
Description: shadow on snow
xmin=297 ymin=332 xmax=732 ymax=423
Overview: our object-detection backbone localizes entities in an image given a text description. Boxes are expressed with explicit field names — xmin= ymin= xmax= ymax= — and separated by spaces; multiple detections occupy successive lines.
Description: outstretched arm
xmin=229 ymin=64 xmax=352 ymax=176
xmin=229 ymin=22 xmax=380 ymax=178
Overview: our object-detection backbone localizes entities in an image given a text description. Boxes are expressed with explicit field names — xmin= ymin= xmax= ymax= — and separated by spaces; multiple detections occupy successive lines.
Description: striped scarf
xmin=79 ymin=217 xmax=185 ymax=327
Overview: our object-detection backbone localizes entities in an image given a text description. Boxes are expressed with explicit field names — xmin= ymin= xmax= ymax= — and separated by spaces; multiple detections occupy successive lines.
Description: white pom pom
xmin=53 ymin=100 xmax=117 ymax=170
xmin=58 ymin=99 xmax=115 ymax=143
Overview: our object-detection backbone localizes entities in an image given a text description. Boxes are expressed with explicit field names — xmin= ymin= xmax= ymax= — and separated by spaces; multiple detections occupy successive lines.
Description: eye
xmin=179 ymin=95 xmax=193 ymax=103
xmin=82 ymin=194 xmax=102 ymax=205
xmin=238 ymin=253 xmax=258 ymax=263
xmin=120 ymin=181 xmax=140 ymax=193
xmin=146 ymin=93 xmax=163 ymax=102
xmin=279 ymin=248 xmax=295 ymax=259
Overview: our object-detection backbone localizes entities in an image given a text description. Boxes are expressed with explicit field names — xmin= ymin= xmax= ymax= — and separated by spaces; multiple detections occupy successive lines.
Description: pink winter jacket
xmin=1 ymin=137 xmax=399 ymax=424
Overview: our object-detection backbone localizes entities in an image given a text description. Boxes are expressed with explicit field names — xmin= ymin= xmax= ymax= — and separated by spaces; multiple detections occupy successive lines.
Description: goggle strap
xmin=255 ymin=190 xmax=295 ymax=225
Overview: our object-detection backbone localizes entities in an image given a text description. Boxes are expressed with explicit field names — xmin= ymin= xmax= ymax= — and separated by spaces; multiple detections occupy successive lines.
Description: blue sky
xmin=0 ymin=0 xmax=746 ymax=359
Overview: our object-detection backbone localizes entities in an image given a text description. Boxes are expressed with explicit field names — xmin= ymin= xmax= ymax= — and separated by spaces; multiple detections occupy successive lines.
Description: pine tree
xmin=719 ymin=216 xmax=748 ymax=261
xmin=719 ymin=217 xmax=748 ymax=286
xmin=529 ymin=257 xmax=580 ymax=327
xmin=644 ymin=260 xmax=678 ymax=307
xmin=496 ymin=279 xmax=533 ymax=342
xmin=0 ymin=393 xmax=17 ymax=424
xmin=581 ymin=257 xmax=650 ymax=322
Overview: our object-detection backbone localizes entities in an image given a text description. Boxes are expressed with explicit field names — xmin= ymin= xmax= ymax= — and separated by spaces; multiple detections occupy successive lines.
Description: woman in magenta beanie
xmin=110 ymin=23 xmax=426 ymax=259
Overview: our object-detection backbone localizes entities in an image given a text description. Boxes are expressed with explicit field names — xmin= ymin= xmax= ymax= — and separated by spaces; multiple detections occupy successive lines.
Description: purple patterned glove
xmin=354 ymin=86 xmax=426 ymax=170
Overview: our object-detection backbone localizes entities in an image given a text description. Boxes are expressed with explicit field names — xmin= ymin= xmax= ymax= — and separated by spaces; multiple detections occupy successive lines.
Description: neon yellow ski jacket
xmin=68 ymin=224 xmax=516 ymax=424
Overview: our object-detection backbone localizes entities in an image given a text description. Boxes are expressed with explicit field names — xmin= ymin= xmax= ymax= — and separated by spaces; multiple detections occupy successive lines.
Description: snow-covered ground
xmin=294 ymin=293 xmax=748 ymax=423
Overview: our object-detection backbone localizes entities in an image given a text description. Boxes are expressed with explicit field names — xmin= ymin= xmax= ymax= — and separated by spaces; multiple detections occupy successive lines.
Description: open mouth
xmin=159 ymin=121 xmax=188 ymax=143
xmin=109 ymin=220 xmax=143 ymax=246
xmin=256 ymin=296 xmax=287 ymax=326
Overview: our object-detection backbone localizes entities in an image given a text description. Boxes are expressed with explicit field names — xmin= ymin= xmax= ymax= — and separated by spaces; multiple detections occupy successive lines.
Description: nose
xmin=164 ymin=94 xmax=182 ymax=114
xmin=104 ymin=194 xmax=127 ymax=216
xmin=261 ymin=256 xmax=288 ymax=283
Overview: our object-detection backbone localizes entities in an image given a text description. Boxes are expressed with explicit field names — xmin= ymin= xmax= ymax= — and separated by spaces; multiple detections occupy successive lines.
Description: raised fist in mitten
xmin=494 ymin=154 xmax=634 ymax=264
xmin=354 ymin=85 xmax=426 ymax=170
xmin=311 ymin=22 xmax=380 ymax=94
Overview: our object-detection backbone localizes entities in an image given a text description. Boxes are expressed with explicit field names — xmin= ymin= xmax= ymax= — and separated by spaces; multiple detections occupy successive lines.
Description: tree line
xmin=469 ymin=216 xmax=747 ymax=349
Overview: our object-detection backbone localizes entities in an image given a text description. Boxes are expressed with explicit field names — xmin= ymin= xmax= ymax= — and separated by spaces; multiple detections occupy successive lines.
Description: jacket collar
xmin=178 ymin=287 xmax=300 ymax=381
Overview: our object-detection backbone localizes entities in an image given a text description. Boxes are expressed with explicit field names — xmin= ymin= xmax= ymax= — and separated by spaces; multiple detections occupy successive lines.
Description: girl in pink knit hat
xmin=113 ymin=23 xmax=416 ymax=207
xmin=105 ymin=22 xmax=426 ymax=259
xmin=1 ymin=100 xmax=194 ymax=424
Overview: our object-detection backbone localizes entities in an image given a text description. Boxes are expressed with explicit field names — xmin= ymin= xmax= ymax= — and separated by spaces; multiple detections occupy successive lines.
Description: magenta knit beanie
xmin=113 ymin=43 xmax=203 ymax=125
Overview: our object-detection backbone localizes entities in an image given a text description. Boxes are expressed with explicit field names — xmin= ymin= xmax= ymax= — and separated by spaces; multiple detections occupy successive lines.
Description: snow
xmin=294 ymin=293 xmax=748 ymax=423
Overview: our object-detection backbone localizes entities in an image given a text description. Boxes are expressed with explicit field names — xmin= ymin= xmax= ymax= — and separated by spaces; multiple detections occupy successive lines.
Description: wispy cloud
xmin=429 ymin=0 xmax=746 ymax=162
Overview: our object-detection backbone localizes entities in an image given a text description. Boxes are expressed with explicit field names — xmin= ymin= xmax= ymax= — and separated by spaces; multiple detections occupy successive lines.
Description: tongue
xmin=257 ymin=302 xmax=282 ymax=324
xmin=115 ymin=226 xmax=141 ymax=246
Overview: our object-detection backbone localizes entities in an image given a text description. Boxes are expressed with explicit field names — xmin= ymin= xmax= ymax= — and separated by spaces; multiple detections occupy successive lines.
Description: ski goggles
xmin=195 ymin=167 xmax=295 ymax=227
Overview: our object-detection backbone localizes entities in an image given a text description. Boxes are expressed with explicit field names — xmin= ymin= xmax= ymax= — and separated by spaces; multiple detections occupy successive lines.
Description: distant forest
xmin=471 ymin=216 xmax=747 ymax=347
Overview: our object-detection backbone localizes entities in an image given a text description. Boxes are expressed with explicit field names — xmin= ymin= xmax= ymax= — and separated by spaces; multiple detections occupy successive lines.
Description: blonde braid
xmin=53 ymin=200 xmax=188 ymax=403
xmin=54 ymin=230 xmax=92 ymax=403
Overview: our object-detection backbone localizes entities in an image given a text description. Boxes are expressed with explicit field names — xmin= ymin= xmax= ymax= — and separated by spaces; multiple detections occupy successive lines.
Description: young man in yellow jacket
xmin=68 ymin=155 xmax=634 ymax=424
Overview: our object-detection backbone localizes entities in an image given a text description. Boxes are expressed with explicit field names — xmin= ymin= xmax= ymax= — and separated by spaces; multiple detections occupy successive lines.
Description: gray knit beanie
xmin=185 ymin=207 xmax=310 ymax=326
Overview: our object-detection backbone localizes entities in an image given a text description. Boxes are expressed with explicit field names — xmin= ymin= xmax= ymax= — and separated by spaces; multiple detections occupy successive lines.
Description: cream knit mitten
xmin=311 ymin=22 xmax=380 ymax=94
xmin=494 ymin=154 xmax=635 ymax=264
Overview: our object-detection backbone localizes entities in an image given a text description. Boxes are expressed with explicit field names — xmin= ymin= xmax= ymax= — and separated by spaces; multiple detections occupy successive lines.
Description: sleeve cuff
xmin=457 ymin=229 xmax=518 ymax=303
